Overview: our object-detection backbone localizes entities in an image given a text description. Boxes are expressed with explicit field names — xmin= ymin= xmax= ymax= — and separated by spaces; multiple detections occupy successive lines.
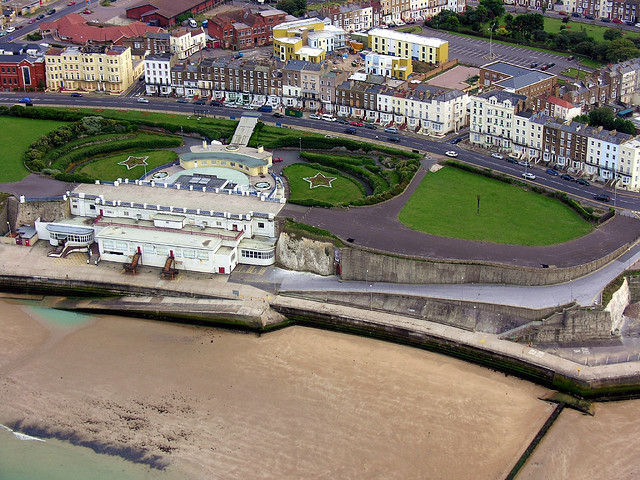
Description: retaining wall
xmin=606 ymin=277 xmax=630 ymax=335
xmin=275 ymin=232 xmax=335 ymax=276
xmin=17 ymin=199 xmax=69 ymax=225
xmin=339 ymin=243 xmax=632 ymax=286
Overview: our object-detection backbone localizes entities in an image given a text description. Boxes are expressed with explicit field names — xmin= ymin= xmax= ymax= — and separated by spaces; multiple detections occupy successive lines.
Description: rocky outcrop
xmin=275 ymin=232 xmax=335 ymax=276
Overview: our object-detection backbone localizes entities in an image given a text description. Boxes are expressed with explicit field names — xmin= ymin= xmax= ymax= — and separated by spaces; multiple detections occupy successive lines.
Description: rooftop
xmin=481 ymin=61 xmax=555 ymax=91
xmin=367 ymin=28 xmax=447 ymax=48
xmin=71 ymin=183 xmax=284 ymax=216
xmin=96 ymin=223 xmax=223 ymax=251
xmin=476 ymin=89 xmax=527 ymax=105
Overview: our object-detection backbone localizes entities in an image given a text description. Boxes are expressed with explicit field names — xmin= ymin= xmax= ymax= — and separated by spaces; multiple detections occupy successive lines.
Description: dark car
xmin=530 ymin=62 xmax=538 ymax=68
xmin=47 ymin=8 xmax=56 ymax=14
xmin=572 ymin=12 xmax=581 ymax=17
xmin=585 ymin=14 xmax=594 ymax=19
xmin=547 ymin=62 xmax=556 ymax=68
xmin=540 ymin=64 xmax=549 ymax=71
xmin=70 ymin=92 xmax=82 ymax=97
xmin=561 ymin=173 xmax=575 ymax=181
xmin=600 ymin=17 xmax=611 ymax=22
xmin=337 ymin=118 xmax=349 ymax=124
xmin=177 ymin=98 xmax=188 ymax=103
xmin=546 ymin=168 xmax=559 ymax=175
xmin=344 ymin=127 xmax=357 ymax=135
xmin=594 ymin=194 xmax=611 ymax=202
xmin=506 ymin=157 xmax=519 ymax=164
xmin=450 ymin=137 xmax=463 ymax=144
xmin=567 ymin=55 xmax=574 ymax=60
xmin=36 ymin=14 xmax=45 ymax=19
xmin=387 ymin=136 xmax=400 ymax=143
xmin=272 ymin=112 xmax=284 ymax=118
xmin=627 ymin=21 xmax=636 ymax=26
xmin=209 ymin=100 xmax=223 ymax=107
xmin=193 ymin=99 xmax=205 ymax=105
xmin=576 ymin=178 xmax=590 ymax=186
xmin=364 ymin=123 xmax=377 ymax=130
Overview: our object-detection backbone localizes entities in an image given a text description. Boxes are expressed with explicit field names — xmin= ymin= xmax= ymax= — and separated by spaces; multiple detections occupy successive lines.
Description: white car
xmin=445 ymin=151 xmax=458 ymax=158
xmin=491 ymin=153 xmax=504 ymax=160
xmin=522 ymin=173 xmax=536 ymax=180
xmin=6 ymin=26 xmax=15 ymax=33
xmin=636 ymin=23 xmax=640 ymax=28
xmin=136 ymin=97 xmax=149 ymax=103
xmin=309 ymin=114 xmax=322 ymax=120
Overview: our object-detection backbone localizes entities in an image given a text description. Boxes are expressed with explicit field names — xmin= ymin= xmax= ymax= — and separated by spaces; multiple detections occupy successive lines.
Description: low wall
xmin=17 ymin=199 xmax=69 ymax=225
xmin=275 ymin=232 xmax=335 ymax=276
xmin=284 ymin=290 xmax=565 ymax=334
xmin=339 ymin=243 xmax=632 ymax=286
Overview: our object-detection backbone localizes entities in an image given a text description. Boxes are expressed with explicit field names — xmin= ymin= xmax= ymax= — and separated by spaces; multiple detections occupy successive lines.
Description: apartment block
xmin=469 ymin=89 xmax=527 ymax=150
xmin=144 ymin=52 xmax=175 ymax=96
xmin=45 ymin=45 xmax=135 ymax=94
xmin=365 ymin=52 xmax=413 ymax=80
xmin=479 ymin=61 xmax=556 ymax=107
xmin=368 ymin=28 xmax=448 ymax=64
xmin=273 ymin=18 xmax=346 ymax=63
xmin=171 ymin=28 xmax=207 ymax=60
xmin=533 ymin=95 xmax=582 ymax=121
xmin=207 ymin=7 xmax=287 ymax=50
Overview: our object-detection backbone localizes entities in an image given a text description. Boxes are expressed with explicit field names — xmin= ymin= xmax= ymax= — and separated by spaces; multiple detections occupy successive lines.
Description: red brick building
xmin=0 ymin=55 xmax=46 ymax=91
xmin=126 ymin=0 xmax=221 ymax=27
xmin=207 ymin=7 xmax=286 ymax=50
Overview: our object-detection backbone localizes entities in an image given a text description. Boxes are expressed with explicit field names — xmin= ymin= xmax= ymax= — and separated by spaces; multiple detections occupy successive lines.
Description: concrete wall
xmin=628 ymin=277 xmax=640 ymax=303
xmin=17 ymin=200 xmax=70 ymax=225
xmin=339 ymin=244 xmax=632 ymax=286
xmin=0 ymin=195 xmax=9 ymax=235
xmin=276 ymin=232 xmax=335 ymax=276
xmin=284 ymin=291 xmax=565 ymax=334
xmin=606 ymin=277 xmax=630 ymax=335
xmin=505 ymin=307 xmax=613 ymax=344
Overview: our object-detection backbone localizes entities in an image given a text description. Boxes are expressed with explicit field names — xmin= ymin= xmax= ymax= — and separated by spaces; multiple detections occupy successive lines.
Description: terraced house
xmin=367 ymin=28 xmax=448 ymax=64
xmin=322 ymin=1 xmax=382 ymax=32
xmin=45 ymin=45 xmax=136 ymax=94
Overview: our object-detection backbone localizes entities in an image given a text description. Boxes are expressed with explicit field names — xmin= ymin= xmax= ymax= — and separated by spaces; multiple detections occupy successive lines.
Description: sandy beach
xmin=0 ymin=298 xmax=556 ymax=479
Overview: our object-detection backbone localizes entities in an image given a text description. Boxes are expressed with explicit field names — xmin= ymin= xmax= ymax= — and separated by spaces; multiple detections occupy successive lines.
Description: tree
xmin=504 ymin=13 xmax=514 ymax=31
xmin=444 ymin=14 xmax=461 ymax=31
xmin=479 ymin=0 xmax=504 ymax=18
xmin=574 ymin=41 xmax=594 ymax=57
xmin=276 ymin=0 xmax=306 ymax=17
xmin=553 ymin=33 xmax=570 ymax=50
xmin=580 ymin=107 xmax=637 ymax=135
xmin=532 ymin=29 xmax=548 ymax=43
xmin=175 ymin=11 xmax=193 ymax=24
xmin=603 ymin=28 xmax=623 ymax=41
xmin=606 ymin=38 xmax=640 ymax=63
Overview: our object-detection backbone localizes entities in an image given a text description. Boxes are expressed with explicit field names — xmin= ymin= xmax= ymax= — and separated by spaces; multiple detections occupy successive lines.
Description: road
xmin=1 ymin=91 xmax=638 ymax=211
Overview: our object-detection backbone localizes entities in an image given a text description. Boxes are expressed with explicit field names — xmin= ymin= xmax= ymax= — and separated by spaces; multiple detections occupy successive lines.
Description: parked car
xmin=506 ymin=157 xmax=519 ymax=164
xmin=193 ymin=99 xmax=205 ymax=105
xmin=518 ymin=160 xmax=531 ymax=167
xmin=82 ymin=9 xmax=91 ymax=14
xmin=585 ymin=14 xmax=594 ymax=19
xmin=321 ymin=114 xmax=336 ymax=122
xmin=257 ymin=105 xmax=273 ymax=112
xmin=350 ymin=121 xmax=364 ymax=127
xmin=137 ymin=97 xmax=149 ymax=103
xmin=600 ymin=17 xmax=611 ymax=22
xmin=36 ymin=14 xmax=46 ymax=19
xmin=445 ymin=151 xmax=458 ymax=157
xmin=309 ymin=114 xmax=321 ymax=120
xmin=546 ymin=168 xmax=559 ymax=175
xmin=560 ymin=173 xmax=575 ymax=181
xmin=567 ymin=55 xmax=574 ymax=60
xmin=522 ymin=173 xmax=536 ymax=180
xmin=209 ymin=100 xmax=223 ymax=107
xmin=635 ymin=23 xmax=640 ymax=28
xmin=272 ymin=157 xmax=283 ymax=163
xmin=491 ymin=153 xmax=504 ymax=160
xmin=28 ymin=18 xmax=36 ymax=24
xmin=450 ymin=137 xmax=463 ymax=144
xmin=344 ymin=127 xmax=357 ymax=135
xmin=540 ymin=64 xmax=549 ymax=71
xmin=67 ymin=1 xmax=76 ymax=5
xmin=558 ymin=10 xmax=568 ymax=15
xmin=5 ymin=26 xmax=15 ymax=33
xmin=612 ymin=18 xmax=623 ymax=23
xmin=387 ymin=136 xmax=400 ymax=143
xmin=576 ymin=178 xmax=590 ymax=186
xmin=594 ymin=193 xmax=611 ymax=202
xmin=47 ymin=9 xmax=56 ymax=15
xmin=0 ymin=32 xmax=6 ymax=37
xmin=15 ymin=25 xmax=23 ymax=30
xmin=177 ymin=98 xmax=188 ymax=103
xmin=272 ymin=112 xmax=284 ymax=118
xmin=626 ymin=21 xmax=635 ymax=26
xmin=547 ymin=62 xmax=555 ymax=68
xmin=571 ymin=12 xmax=581 ymax=17
xmin=530 ymin=62 xmax=538 ymax=68
xmin=18 ymin=97 xmax=32 ymax=103
xmin=241 ymin=104 xmax=254 ymax=110
xmin=70 ymin=93 xmax=82 ymax=97
xmin=337 ymin=118 xmax=349 ymax=124
xmin=384 ymin=126 xmax=398 ymax=133
xmin=364 ymin=123 xmax=377 ymax=130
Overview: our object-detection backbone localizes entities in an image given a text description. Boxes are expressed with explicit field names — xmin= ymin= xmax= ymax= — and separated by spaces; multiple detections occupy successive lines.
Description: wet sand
xmin=519 ymin=400 xmax=640 ymax=480
xmin=0 ymin=299 xmax=554 ymax=479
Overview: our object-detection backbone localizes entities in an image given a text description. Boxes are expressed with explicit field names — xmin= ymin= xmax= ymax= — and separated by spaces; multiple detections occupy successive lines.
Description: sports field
xmin=398 ymin=167 xmax=593 ymax=245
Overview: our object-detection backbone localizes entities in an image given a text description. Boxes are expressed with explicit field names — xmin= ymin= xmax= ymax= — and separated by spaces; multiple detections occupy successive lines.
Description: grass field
xmin=561 ymin=67 xmax=589 ymax=80
xmin=398 ymin=167 xmax=593 ymax=245
xmin=543 ymin=16 xmax=640 ymax=43
xmin=79 ymin=150 xmax=178 ymax=181
xmin=0 ymin=116 xmax=67 ymax=183
xmin=284 ymin=163 xmax=364 ymax=206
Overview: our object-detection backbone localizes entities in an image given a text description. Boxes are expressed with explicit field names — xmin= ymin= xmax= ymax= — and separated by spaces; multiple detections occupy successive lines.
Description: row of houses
xmin=506 ymin=0 xmax=638 ymax=23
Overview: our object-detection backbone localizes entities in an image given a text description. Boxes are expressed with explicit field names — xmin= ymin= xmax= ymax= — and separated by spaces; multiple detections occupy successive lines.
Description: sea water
xmin=0 ymin=427 xmax=182 ymax=480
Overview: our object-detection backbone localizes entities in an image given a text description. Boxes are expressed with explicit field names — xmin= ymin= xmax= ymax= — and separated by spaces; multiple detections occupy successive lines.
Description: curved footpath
xmin=282 ymin=158 xmax=640 ymax=268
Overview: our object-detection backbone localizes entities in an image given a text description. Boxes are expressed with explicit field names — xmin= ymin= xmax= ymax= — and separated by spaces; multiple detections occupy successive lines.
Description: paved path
xmin=0 ymin=174 xmax=72 ymax=198
xmin=281 ymin=159 xmax=640 ymax=269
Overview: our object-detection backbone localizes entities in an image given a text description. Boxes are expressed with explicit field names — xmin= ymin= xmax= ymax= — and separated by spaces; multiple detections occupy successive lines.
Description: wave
xmin=0 ymin=423 xmax=46 ymax=442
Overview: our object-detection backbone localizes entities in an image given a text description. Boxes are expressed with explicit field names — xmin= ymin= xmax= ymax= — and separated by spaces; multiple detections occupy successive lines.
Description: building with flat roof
xmin=34 ymin=180 xmax=285 ymax=275
xmin=367 ymin=28 xmax=448 ymax=64
xmin=479 ymin=61 xmax=556 ymax=107
xmin=126 ymin=0 xmax=221 ymax=27
xmin=273 ymin=18 xmax=346 ymax=63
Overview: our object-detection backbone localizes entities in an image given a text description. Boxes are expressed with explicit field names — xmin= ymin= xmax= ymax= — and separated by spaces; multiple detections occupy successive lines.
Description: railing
xmin=23 ymin=195 xmax=66 ymax=202
xmin=95 ymin=219 xmax=245 ymax=241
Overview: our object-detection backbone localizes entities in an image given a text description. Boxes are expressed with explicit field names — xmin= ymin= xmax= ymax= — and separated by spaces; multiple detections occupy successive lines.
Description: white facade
xmin=144 ymin=53 xmax=173 ymax=96
xmin=469 ymin=91 xmax=525 ymax=150
xmin=512 ymin=112 xmax=545 ymax=161
xmin=619 ymin=139 xmax=640 ymax=191
xmin=587 ymin=135 xmax=621 ymax=182
xmin=365 ymin=53 xmax=395 ymax=77
xmin=171 ymin=28 xmax=207 ymax=61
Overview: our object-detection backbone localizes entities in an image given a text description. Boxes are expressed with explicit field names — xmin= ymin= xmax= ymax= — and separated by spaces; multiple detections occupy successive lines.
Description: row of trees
xmin=427 ymin=10 xmax=640 ymax=63
xmin=276 ymin=0 xmax=306 ymax=17
xmin=574 ymin=107 xmax=637 ymax=136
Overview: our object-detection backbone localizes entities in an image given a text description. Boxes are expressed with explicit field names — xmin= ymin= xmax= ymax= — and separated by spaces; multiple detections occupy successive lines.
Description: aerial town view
xmin=1 ymin=0 xmax=640 ymax=476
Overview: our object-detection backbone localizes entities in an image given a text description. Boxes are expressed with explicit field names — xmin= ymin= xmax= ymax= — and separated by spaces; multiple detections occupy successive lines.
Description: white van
xmin=321 ymin=114 xmax=336 ymax=122
xmin=188 ymin=18 xmax=197 ymax=28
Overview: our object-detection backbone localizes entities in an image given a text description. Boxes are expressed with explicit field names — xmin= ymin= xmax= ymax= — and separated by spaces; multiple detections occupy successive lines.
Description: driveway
xmin=0 ymin=174 xmax=73 ymax=198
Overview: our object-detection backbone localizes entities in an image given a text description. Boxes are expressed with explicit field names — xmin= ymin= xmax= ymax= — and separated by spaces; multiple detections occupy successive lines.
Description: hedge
xmin=443 ymin=160 xmax=607 ymax=223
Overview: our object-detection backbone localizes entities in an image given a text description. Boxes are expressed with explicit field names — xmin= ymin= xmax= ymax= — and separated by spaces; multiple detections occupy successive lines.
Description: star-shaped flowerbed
xmin=118 ymin=156 xmax=149 ymax=170
xmin=303 ymin=172 xmax=337 ymax=189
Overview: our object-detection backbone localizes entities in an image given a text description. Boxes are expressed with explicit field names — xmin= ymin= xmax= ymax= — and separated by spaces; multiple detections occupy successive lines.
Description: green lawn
xmin=543 ymin=16 xmax=640 ymax=43
xmin=398 ymin=167 xmax=593 ymax=245
xmin=0 ymin=116 xmax=68 ymax=183
xmin=561 ymin=67 xmax=588 ymax=80
xmin=79 ymin=150 xmax=178 ymax=181
xmin=284 ymin=163 xmax=364 ymax=206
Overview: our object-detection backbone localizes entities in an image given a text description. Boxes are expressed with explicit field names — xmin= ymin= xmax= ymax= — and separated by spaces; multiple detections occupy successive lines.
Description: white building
xmin=586 ymin=127 xmax=631 ymax=182
xmin=144 ymin=52 xmax=174 ymax=96
xmin=512 ymin=111 xmax=547 ymax=162
xmin=36 ymin=181 xmax=285 ymax=275
xmin=469 ymin=90 xmax=526 ymax=150
xmin=619 ymin=139 xmax=640 ymax=191
xmin=171 ymin=28 xmax=207 ymax=61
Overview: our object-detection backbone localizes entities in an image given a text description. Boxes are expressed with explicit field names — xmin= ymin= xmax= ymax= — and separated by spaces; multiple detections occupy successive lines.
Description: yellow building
xmin=45 ymin=45 xmax=136 ymax=94
xmin=367 ymin=28 xmax=448 ymax=65
xmin=273 ymin=18 xmax=345 ymax=63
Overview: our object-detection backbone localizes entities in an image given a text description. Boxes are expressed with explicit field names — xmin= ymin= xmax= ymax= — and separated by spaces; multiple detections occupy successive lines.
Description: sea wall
xmin=284 ymin=290 xmax=565 ymax=334
xmin=339 ymin=244 xmax=632 ymax=286
xmin=17 ymin=199 xmax=69 ymax=225
xmin=275 ymin=232 xmax=335 ymax=276
xmin=0 ymin=195 xmax=9 ymax=235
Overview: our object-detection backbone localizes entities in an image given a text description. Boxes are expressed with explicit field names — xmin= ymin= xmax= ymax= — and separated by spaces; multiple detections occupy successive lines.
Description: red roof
xmin=40 ymin=13 xmax=163 ymax=44
xmin=547 ymin=95 xmax=576 ymax=110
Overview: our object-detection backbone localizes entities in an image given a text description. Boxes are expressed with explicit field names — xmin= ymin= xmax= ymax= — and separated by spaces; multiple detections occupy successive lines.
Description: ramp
xmin=230 ymin=112 xmax=261 ymax=147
